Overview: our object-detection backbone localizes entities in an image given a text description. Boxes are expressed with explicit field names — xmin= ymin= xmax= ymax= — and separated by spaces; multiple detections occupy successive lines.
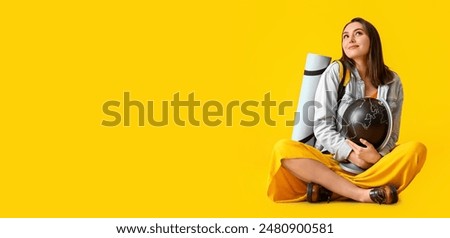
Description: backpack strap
xmin=335 ymin=60 xmax=351 ymax=105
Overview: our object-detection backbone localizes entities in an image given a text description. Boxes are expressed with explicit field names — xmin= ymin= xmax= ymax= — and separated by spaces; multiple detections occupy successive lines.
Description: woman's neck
xmin=354 ymin=58 xmax=377 ymax=94
xmin=354 ymin=59 xmax=368 ymax=80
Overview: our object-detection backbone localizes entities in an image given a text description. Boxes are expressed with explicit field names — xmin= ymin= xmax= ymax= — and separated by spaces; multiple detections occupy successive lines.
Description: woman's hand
xmin=347 ymin=151 xmax=373 ymax=169
xmin=347 ymin=139 xmax=382 ymax=164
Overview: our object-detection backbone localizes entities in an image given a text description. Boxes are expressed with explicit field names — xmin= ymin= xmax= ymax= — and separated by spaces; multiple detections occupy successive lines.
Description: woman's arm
xmin=313 ymin=62 xmax=352 ymax=162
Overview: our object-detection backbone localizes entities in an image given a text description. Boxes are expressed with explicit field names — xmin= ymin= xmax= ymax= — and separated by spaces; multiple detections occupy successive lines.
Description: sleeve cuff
xmin=334 ymin=141 xmax=352 ymax=162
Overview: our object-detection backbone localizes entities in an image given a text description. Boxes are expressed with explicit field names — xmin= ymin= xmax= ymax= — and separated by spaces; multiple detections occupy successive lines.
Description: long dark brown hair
xmin=340 ymin=17 xmax=394 ymax=86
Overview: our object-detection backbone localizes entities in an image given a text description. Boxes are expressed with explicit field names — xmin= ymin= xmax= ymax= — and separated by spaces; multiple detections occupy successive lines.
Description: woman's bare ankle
xmin=353 ymin=189 xmax=372 ymax=203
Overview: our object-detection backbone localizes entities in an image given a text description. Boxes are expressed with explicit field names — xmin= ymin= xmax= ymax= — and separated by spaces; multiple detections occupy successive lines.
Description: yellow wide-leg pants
xmin=267 ymin=139 xmax=427 ymax=202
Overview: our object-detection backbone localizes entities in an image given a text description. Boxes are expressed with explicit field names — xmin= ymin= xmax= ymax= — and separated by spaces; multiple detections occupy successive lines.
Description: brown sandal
xmin=369 ymin=184 xmax=398 ymax=204
xmin=306 ymin=183 xmax=332 ymax=203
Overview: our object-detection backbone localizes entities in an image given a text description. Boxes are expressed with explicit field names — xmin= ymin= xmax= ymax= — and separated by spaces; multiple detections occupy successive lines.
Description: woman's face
xmin=342 ymin=22 xmax=370 ymax=61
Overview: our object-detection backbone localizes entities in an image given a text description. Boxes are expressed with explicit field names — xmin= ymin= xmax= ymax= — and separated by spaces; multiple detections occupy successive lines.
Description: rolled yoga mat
xmin=291 ymin=53 xmax=331 ymax=146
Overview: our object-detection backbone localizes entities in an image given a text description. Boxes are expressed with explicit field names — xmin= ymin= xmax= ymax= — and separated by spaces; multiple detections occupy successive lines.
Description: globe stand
xmin=339 ymin=162 xmax=366 ymax=174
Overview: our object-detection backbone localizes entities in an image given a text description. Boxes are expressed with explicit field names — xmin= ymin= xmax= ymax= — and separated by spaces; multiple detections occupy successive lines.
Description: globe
xmin=340 ymin=97 xmax=392 ymax=149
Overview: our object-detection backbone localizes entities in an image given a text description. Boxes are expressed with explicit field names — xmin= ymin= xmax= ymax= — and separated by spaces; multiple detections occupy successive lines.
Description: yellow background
xmin=1 ymin=0 xmax=449 ymax=217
